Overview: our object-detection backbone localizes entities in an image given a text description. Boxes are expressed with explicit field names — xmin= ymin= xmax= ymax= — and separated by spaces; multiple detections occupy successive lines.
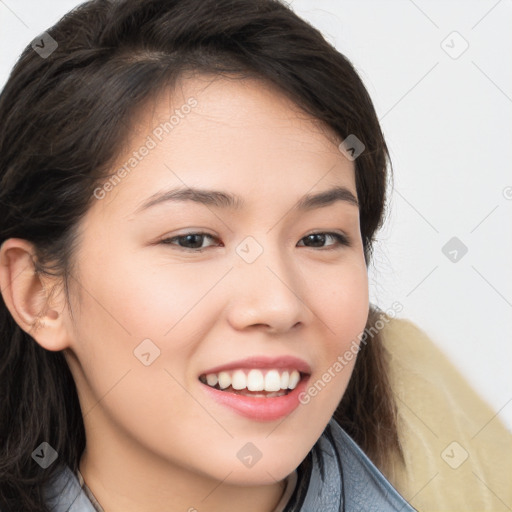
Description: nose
xmin=225 ymin=238 xmax=313 ymax=334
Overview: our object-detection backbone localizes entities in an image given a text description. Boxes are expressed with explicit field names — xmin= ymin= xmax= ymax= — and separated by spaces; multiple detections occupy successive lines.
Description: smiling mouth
xmin=199 ymin=368 xmax=306 ymax=398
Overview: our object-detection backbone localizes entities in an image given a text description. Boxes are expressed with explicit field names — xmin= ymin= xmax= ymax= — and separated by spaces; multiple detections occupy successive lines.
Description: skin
xmin=0 ymin=75 xmax=369 ymax=511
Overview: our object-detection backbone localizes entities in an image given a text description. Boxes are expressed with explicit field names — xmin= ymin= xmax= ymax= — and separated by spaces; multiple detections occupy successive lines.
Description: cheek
xmin=296 ymin=258 xmax=369 ymax=426
xmin=75 ymin=250 xmax=218 ymax=352
xmin=65 ymin=250 xmax=199 ymax=405
xmin=318 ymin=257 xmax=369 ymax=351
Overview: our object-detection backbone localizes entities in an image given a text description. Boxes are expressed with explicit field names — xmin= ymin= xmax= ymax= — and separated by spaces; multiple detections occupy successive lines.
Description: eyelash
xmin=159 ymin=231 xmax=351 ymax=252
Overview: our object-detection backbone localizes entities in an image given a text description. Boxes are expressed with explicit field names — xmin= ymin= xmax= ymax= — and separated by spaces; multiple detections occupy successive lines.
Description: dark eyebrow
xmin=296 ymin=186 xmax=359 ymax=210
xmin=134 ymin=185 xmax=359 ymax=214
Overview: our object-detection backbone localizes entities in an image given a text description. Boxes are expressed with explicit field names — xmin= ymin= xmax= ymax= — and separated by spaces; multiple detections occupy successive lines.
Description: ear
xmin=0 ymin=238 xmax=70 ymax=351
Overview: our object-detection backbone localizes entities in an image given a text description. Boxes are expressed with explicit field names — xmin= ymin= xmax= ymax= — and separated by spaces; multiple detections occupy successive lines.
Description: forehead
xmin=131 ymin=73 xmax=346 ymax=162
xmin=91 ymin=75 xmax=356 ymax=219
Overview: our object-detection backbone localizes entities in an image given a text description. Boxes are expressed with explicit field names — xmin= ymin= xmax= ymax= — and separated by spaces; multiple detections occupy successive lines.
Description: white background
xmin=1 ymin=0 xmax=511 ymax=431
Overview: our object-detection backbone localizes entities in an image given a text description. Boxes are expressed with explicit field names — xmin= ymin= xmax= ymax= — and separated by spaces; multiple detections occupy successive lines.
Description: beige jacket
xmin=380 ymin=318 xmax=512 ymax=511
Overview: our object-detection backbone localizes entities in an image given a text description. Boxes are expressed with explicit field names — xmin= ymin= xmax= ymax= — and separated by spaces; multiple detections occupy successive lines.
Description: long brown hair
xmin=0 ymin=0 xmax=400 ymax=510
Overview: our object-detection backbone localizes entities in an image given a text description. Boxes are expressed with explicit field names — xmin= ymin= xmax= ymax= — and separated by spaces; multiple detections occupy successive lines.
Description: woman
xmin=0 ymin=0 xmax=416 ymax=510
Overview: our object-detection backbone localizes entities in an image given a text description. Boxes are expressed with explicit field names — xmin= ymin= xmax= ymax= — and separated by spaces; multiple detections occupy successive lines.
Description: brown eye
xmin=160 ymin=232 xmax=219 ymax=251
xmin=298 ymin=232 xmax=350 ymax=250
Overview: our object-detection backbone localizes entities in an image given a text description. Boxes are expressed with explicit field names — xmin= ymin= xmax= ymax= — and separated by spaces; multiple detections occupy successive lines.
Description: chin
xmin=222 ymin=462 xmax=299 ymax=486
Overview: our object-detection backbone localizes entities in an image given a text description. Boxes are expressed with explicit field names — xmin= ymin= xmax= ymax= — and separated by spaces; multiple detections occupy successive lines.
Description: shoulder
xmin=379 ymin=317 xmax=512 ymax=511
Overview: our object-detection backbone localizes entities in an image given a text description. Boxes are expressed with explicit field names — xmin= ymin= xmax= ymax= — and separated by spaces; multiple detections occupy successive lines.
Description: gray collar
xmin=283 ymin=419 xmax=416 ymax=511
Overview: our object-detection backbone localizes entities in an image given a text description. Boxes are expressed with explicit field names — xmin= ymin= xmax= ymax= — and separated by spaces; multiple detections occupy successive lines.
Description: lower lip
xmin=200 ymin=376 xmax=310 ymax=422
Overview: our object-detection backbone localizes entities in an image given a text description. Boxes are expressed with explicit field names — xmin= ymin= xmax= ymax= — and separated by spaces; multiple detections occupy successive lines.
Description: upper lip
xmin=200 ymin=355 xmax=312 ymax=376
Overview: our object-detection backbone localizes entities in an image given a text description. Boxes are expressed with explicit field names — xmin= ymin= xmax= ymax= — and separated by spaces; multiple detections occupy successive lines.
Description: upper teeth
xmin=203 ymin=369 xmax=301 ymax=392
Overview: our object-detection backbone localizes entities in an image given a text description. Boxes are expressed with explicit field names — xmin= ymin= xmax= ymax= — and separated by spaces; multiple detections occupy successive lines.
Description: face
xmin=63 ymin=75 xmax=369 ymax=487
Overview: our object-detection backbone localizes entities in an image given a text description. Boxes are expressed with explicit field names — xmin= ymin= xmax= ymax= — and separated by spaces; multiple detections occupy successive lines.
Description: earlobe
xmin=0 ymin=238 xmax=70 ymax=352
